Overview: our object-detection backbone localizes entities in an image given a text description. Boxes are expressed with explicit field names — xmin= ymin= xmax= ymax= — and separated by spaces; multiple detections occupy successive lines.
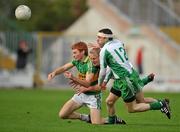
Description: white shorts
xmin=72 ymin=93 xmax=101 ymax=109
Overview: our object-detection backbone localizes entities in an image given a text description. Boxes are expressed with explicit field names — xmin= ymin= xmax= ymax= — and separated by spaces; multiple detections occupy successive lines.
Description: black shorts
xmin=110 ymin=88 xmax=122 ymax=97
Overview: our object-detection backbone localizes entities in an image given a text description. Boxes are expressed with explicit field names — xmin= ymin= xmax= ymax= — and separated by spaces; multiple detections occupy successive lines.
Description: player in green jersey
xmin=48 ymin=41 xmax=91 ymax=122
xmin=63 ymin=48 xmax=102 ymax=124
xmin=97 ymin=28 xmax=171 ymax=122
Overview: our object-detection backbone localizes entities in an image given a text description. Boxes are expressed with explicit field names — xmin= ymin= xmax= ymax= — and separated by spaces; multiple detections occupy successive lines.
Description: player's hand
xmin=48 ymin=72 xmax=56 ymax=81
xmin=101 ymin=82 xmax=107 ymax=90
xmin=75 ymin=86 xmax=87 ymax=95
xmin=69 ymin=80 xmax=78 ymax=88
xmin=64 ymin=71 xmax=73 ymax=79
xmin=78 ymin=86 xmax=88 ymax=95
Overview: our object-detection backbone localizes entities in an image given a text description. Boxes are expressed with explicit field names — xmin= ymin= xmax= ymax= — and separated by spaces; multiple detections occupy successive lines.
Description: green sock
xmin=108 ymin=115 xmax=116 ymax=124
xmin=150 ymin=101 xmax=163 ymax=110
xmin=141 ymin=77 xmax=149 ymax=86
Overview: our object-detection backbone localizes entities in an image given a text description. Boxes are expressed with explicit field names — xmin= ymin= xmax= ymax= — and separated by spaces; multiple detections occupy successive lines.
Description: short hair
xmin=71 ymin=41 xmax=88 ymax=56
xmin=89 ymin=48 xmax=101 ymax=56
xmin=98 ymin=28 xmax=113 ymax=40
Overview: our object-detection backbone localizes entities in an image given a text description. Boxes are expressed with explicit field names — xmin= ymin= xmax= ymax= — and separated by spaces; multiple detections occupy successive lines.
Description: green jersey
xmin=71 ymin=56 xmax=89 ymax=80
xmin=72 ymin=57 xmax=100 ymax=95
xmin=87 ymin=61 xmax=100 ymax=86
xmin=84 ymin=60 xmax=101 ymax=95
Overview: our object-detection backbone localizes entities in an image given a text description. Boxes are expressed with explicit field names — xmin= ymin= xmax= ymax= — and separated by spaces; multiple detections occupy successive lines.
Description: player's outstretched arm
xmin=48 ymin=62 xmax=74 ymax=81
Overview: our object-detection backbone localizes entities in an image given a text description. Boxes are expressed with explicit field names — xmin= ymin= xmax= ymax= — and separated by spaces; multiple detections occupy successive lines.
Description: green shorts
xmin=113 ymin=69 xmax=143 ymax=102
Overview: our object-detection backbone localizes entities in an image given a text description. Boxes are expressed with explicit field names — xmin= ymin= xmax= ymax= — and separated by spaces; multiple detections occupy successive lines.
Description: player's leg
xmin=86 ymin=92 xmax=125 ymax=125
xmin=106 ymin=91 xmax=120 ymax=117
xmin=59 ymin=94 xmax=89 ymax=121
xmin=124 ymin=91 xmax=164 ymax=113
xmin=106 ymin=80 xmax=126 ymax=124
xmin=132 ymin=68 xmax=154 ymax=87
xmin=118 ymin=78 xmax=171 ymax=118
xmin=125 ymin=99 xmax=150 ymax=112
xmin=131 ymin=70 xmax=157 ymax=104
xmin=126 ymin=98 xmax=171 ymax=119
xmin=84 ymin=93 xmax=102 ymax=124
xmin=105 ymin=85 xmax=126 ymax=124
xmin=132 ymin=71 xmax=164 ymax=106
xmin=59 ymin=99 xmax=82 ymax=119
xmin=119 ymin=78 xmax=149 ymax=112
xmin=125 ymin=97 xmax=170 ymax=116
xmin=135 ymin=90 xmax=157 ymax=103
xmin=89 ymin=108 xmax=102 ymax=124
xmin=135 ymin=90 xmax=170 ymax=117
xmin=134 ymin=73 xmax=170 ymax=116
xmin=105 ymin=90 xmax=120 ymax=124
xmin=122 ymin=83 xmax=171 ymax=118
xmin=141 ymin=73 xmax=155 ymax=86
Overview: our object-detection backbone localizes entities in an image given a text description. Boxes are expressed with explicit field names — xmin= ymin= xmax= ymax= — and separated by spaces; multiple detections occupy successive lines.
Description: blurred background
xmin=0 ymin=0 xmax=180 ymax=92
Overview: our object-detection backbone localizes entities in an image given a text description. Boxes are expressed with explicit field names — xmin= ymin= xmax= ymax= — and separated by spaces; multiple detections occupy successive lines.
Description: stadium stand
xmin=110 ymin=0 xmax=180 ymax=45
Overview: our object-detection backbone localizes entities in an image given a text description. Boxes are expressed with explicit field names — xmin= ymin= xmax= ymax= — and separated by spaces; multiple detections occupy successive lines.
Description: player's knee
xmin=136 ymin=98 xmax=145 ymax=103
xmin=106 ymin=98 xmax=115 ymax=106
xmin=59 ymin=111 xmax=68 ymax=119
xmin=127 ymin=107 xmax=136 ymax=113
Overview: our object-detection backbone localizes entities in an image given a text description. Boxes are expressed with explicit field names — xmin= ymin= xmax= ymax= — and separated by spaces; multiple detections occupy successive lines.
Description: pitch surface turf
xmin=0 ymin=89 xmax=179 ymax=132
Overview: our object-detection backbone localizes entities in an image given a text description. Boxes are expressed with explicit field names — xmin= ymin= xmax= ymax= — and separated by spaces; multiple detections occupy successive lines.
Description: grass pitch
xmin=0 ymin=89 xmax=179 ymax=132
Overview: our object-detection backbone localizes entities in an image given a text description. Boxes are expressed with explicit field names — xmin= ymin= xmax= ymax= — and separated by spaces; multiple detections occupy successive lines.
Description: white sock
xmin=80 ymin=114 xmax=90 ymax=122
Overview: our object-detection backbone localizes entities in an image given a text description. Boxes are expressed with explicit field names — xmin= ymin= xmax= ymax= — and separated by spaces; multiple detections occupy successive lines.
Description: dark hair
xmin=71 ymin=41 xmax=88 ymax=56
xmin=98 ymin=28 xmax=113 ymax=40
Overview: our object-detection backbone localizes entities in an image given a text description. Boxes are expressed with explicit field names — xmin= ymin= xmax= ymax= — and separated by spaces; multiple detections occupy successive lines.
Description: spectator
xmin=136 ymin=47 xmax=144 ymax=74
xmin=16 ymin=40 xmax=32 ymax=70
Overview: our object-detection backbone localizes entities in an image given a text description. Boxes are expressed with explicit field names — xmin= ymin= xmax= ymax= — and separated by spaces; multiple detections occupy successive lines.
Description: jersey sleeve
xmin=98 ymin=48 xmax=107 ymax=85
xmin=104 ymin=67 xmax=113 ymax=83
xmin=71 ymin=60 xmax=77 ymax=66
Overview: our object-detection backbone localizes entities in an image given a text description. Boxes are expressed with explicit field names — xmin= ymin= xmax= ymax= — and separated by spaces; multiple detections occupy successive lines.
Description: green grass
xmin=0 ymin=89 xmax=179 ymax=132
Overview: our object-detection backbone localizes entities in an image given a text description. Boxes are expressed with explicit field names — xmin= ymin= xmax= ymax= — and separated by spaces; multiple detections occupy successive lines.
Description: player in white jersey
xmin=97 ymin=28 xmax=171 ymax=122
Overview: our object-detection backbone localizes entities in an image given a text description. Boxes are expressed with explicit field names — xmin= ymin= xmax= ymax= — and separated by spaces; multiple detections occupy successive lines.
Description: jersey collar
xmin=81 ymin=56 xmax=89 ymax=63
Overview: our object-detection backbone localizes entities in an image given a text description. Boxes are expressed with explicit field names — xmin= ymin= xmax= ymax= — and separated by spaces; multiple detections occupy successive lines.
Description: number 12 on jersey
xmin=114 ymin=47 xmax=128 ymax=63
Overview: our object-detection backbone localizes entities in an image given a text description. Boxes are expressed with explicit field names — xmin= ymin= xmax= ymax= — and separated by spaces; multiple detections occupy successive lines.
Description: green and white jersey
xmin=99 ymin=39 xmax=132 ymax=84
xmin=104 ymin=67 xmax=113 ymax=82
xmin=104 ymin=62 xmax=134 ymax=82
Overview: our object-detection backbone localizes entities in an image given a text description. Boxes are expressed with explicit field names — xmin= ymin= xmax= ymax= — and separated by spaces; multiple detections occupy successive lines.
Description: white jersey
xmin=98 ymin=39 xmax=132 ymax=84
